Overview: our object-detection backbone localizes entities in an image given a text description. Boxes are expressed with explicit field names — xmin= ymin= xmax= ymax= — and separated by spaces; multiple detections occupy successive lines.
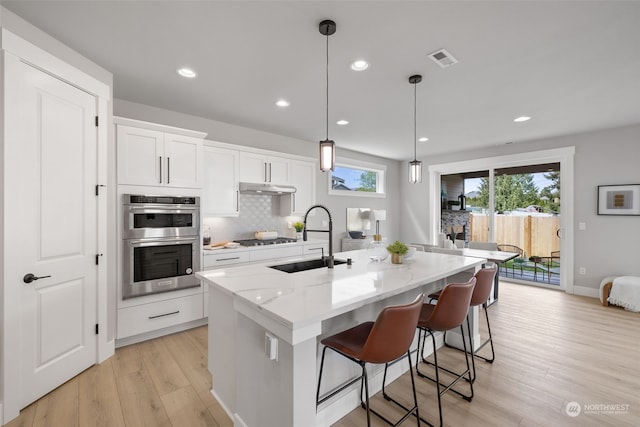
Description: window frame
xmin=327 ymin=158 xmax=386 ymax=198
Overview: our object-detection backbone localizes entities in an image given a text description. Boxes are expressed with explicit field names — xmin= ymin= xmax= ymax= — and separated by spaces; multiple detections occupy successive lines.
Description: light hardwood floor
xmin=5 ymin=282 xmax=640 ymax=427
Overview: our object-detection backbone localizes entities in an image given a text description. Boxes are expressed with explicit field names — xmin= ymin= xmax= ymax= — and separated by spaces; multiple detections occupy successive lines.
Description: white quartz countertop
xmin=196 ymin=249 xmax=484 ymax=332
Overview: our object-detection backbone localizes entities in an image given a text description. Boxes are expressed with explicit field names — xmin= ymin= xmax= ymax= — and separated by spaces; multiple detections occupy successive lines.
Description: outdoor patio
xmin=499 ymin=260 xmax=560 ymax=286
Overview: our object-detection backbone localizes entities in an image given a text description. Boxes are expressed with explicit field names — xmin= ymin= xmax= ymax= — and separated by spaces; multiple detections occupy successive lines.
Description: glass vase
xmin=367 ymin=235 xmax=388 ymax=262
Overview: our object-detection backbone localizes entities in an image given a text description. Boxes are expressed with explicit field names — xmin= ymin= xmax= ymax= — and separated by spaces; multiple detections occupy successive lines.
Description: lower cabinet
xmin=117 ymin=242 xmax=330 ymax=344
xmin=341 ymin=238 xmax=369 ymax=251
xmin=117 ymin=293 xmax=203 ymax=339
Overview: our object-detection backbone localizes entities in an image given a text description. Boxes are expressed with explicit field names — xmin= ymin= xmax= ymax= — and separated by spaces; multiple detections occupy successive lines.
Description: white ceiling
xmin=4 ymin=1 xmax=640 ymax=161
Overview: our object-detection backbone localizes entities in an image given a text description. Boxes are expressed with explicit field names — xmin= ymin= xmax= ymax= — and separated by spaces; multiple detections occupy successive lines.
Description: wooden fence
xmin=468 ymin=214 xmax=560 ymax=257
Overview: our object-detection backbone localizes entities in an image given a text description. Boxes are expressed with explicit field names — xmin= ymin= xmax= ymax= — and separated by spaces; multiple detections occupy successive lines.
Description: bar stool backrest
xmin=470 ymin=266 xmax=498 ymax=306
xmin=424 ymin=278 xmax=476 ymax=331
xmin=358 ymin=293 xmax=425 ymax=364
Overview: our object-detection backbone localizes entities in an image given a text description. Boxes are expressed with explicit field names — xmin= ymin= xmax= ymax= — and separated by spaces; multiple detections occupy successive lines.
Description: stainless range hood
xmin=239 ymin=182 xmax=297 ymax=195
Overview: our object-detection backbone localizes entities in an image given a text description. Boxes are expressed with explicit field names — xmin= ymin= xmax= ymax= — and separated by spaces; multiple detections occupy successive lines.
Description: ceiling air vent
xmin=428 ymin=49 xmax=458 ymax=68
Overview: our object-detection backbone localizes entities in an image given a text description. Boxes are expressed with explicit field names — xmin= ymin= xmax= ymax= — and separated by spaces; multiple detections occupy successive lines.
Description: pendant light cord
xmin=413 ymin=82 xmax=417 ymax=161
xmin=325 ymin=33 xmax=329 ymax=140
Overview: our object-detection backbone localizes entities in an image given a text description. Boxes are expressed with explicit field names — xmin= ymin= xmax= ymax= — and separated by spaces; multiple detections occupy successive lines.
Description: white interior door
xmin=4 ymin=54 xmax=98 ymax=410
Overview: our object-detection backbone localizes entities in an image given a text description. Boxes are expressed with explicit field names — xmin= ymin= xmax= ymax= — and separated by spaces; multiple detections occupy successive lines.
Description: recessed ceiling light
xmin=177 ymin=67 xmax=197 ymax=78
xmin=418 ymin=137 xmax=429 ymax=142
xmin=336 ymin=120 xmax=349 ymax=125
xmin=275 ymin=99 xmax=290 ymax=107
xmin=513 ymin=116 xmax=531 ymax=122
xmin=350 ymin=60 xmax=369 ymax=71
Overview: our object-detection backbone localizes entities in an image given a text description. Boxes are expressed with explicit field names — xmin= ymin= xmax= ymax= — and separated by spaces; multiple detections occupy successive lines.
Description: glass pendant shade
xmin=319 ymin=139 xmax=335 ymax=172
xmin=409 ymin=159 xmax=422 ymax=184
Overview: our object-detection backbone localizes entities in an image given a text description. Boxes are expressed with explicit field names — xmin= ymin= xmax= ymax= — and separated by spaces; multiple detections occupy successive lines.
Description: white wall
xmin=114 ymin=99 xmax=402 ymax=250
xmin=400 ymin=124 xmax=640 ymax=291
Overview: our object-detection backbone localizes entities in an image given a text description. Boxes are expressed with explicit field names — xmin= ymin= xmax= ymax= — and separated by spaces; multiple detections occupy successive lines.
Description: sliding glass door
xmin=438 ymin=160 xmax=564 ymax=289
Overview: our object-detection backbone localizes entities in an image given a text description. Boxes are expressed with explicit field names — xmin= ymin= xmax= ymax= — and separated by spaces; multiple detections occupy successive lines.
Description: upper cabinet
xmin=116 ymin=117 xmax=206 ymax=188
xmin=280 ymin=160 xmax=316 ymax=216
xmin=239 ymin=152 xmax=291 ymax=185
xmin=203 ymin=144 xmax=239 ymax=216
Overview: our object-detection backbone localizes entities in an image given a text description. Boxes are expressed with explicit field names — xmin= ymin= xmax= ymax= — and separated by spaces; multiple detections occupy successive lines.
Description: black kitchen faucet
xmin=302 ymin=205 xmax=334 ymax=268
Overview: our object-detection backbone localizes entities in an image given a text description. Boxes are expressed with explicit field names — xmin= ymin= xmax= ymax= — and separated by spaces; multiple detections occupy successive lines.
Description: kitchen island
xmin=197 ymin=249 xmax=484 ymax=427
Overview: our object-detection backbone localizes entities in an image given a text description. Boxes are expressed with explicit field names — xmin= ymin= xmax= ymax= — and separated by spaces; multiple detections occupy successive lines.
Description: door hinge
xmin=95 ymin=184 xmax=106 ymax=196
xmin=95 ymin=253 xmax=103 ymax=265
xmin=95 ymin=116 xmax=99 ymax=127
xmin=95 ymin=324 xmax=99 ymax=335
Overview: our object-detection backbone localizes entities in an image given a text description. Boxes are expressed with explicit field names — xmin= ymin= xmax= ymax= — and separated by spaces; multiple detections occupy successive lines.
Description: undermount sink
xmin=269 ymin=258 xmax=347 ymax=273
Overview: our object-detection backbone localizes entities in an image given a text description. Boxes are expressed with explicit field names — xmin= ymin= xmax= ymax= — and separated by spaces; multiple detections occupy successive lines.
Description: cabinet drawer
xmin=250 ymin=246 xmax=302 ymax=262
xmin=203 ymin=251 xmax=250 ymax=268
xmin=117 ymin=293 xmax=203 ymax=339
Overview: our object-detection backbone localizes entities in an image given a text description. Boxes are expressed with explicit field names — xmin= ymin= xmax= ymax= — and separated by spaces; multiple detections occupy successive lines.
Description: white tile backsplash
xmin=203 ymin=194 xmax=300 ymax=242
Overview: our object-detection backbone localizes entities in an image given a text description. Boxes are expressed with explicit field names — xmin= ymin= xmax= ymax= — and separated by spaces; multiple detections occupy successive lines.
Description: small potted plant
xmin=386 ymin=240 xmax=409 ymax=264
xmin=293 ymin=221 xmax=304 ymax=239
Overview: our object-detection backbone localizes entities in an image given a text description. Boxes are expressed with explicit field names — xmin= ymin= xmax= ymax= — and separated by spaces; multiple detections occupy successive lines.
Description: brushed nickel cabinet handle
xmin=149 ymin=310 xmax=180 ymax=320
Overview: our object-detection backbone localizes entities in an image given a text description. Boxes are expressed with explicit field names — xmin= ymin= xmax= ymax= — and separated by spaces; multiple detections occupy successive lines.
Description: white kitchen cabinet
xmin=116 ymin=117 xmax=206 ymax=188
xmin=202 ymin=249 xmax=250 ymax=269
xmin=250 ymin=246 xmax=302 ymax=262
xmin=280 ymin=160 xmax=316 ymax=216
xmin=341 ymin=237 xmax=370 ymax=252
xmin=117 ymin=293 xmax=203 ymax=339
xmin=239 ymin=151 xmax=291 ymax=184
xmin=203 ymin=144 xmax=239 ymax=216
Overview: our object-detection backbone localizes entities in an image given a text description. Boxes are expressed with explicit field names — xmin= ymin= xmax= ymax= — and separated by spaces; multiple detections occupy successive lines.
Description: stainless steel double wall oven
xmin=122 ymin=194 xmax=201 ymax=299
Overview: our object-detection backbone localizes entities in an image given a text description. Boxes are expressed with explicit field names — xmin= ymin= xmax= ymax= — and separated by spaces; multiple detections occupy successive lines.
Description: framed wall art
xmin=597 ymin=184 xmax=640 ymax=215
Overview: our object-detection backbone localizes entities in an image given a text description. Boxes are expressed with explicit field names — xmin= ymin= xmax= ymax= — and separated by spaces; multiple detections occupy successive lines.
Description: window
xmin=328 ymin=159 xmax=386 ymax=197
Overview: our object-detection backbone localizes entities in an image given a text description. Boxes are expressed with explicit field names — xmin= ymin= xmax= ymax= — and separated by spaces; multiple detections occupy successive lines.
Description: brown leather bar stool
xmin=416 ymin=278 xmax=476 ymax=427
xmin=316 ymin=294 xmax=424 ymax=427
xmin=428 ymin=264 xmax=498 ymax=382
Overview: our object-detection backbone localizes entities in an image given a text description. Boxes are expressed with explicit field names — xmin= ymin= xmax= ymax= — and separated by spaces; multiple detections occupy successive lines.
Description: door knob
xmin=23 ymin=273 xmax=51 ymax=284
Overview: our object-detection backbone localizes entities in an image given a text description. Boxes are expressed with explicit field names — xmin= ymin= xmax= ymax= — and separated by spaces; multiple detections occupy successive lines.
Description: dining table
xmin=456 ymin=248 xmax=520 ymax=304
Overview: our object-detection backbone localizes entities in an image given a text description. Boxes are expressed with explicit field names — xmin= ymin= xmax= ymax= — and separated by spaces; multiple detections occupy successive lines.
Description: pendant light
xmin=408 ymin=74 xmax=422 ymax=183
xmin=319 ymin=19 xmax=336 ymax=172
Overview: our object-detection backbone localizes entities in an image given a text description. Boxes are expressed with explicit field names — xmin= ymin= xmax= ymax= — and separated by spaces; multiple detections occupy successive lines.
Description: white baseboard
xmin=572 ymin=286 xmax=600 ymax=298
xmin=211 ymin=388 xmax=234 ymax=421
xmin=98 ymin=339 xmax=115 ymax=363
xmin=233 ymin=413 xmax=248 ymax=427
xmin=114 ymin=318 xmax=207 ymax=348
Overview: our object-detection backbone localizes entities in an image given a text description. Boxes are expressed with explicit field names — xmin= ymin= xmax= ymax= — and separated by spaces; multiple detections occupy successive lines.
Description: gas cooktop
xmin=233 ymin=237 xmax=297 ymax=247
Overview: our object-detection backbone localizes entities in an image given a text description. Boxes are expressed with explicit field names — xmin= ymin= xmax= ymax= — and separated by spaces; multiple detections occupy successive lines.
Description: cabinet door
xmin=281 ymin=160 xmax=316 ymax=215
xmin=164 ymin=133 xmax=203 ymax=188
xmin=267 ymin=155 xmax=291 ymax=184
xmin=239 ymin=152 xmax=268 ymax=183
xmin=117 ymin=125 xmax=164 ymax=186
xmin=203 ymin=146 xmax=239 ymax=216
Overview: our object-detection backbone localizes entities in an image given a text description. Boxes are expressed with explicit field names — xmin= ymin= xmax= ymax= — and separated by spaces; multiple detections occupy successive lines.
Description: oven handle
xmin=126 ymin=207 xmax=199 ymax=213
xmin=127 ymin=237 xmax=199 ymax=246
